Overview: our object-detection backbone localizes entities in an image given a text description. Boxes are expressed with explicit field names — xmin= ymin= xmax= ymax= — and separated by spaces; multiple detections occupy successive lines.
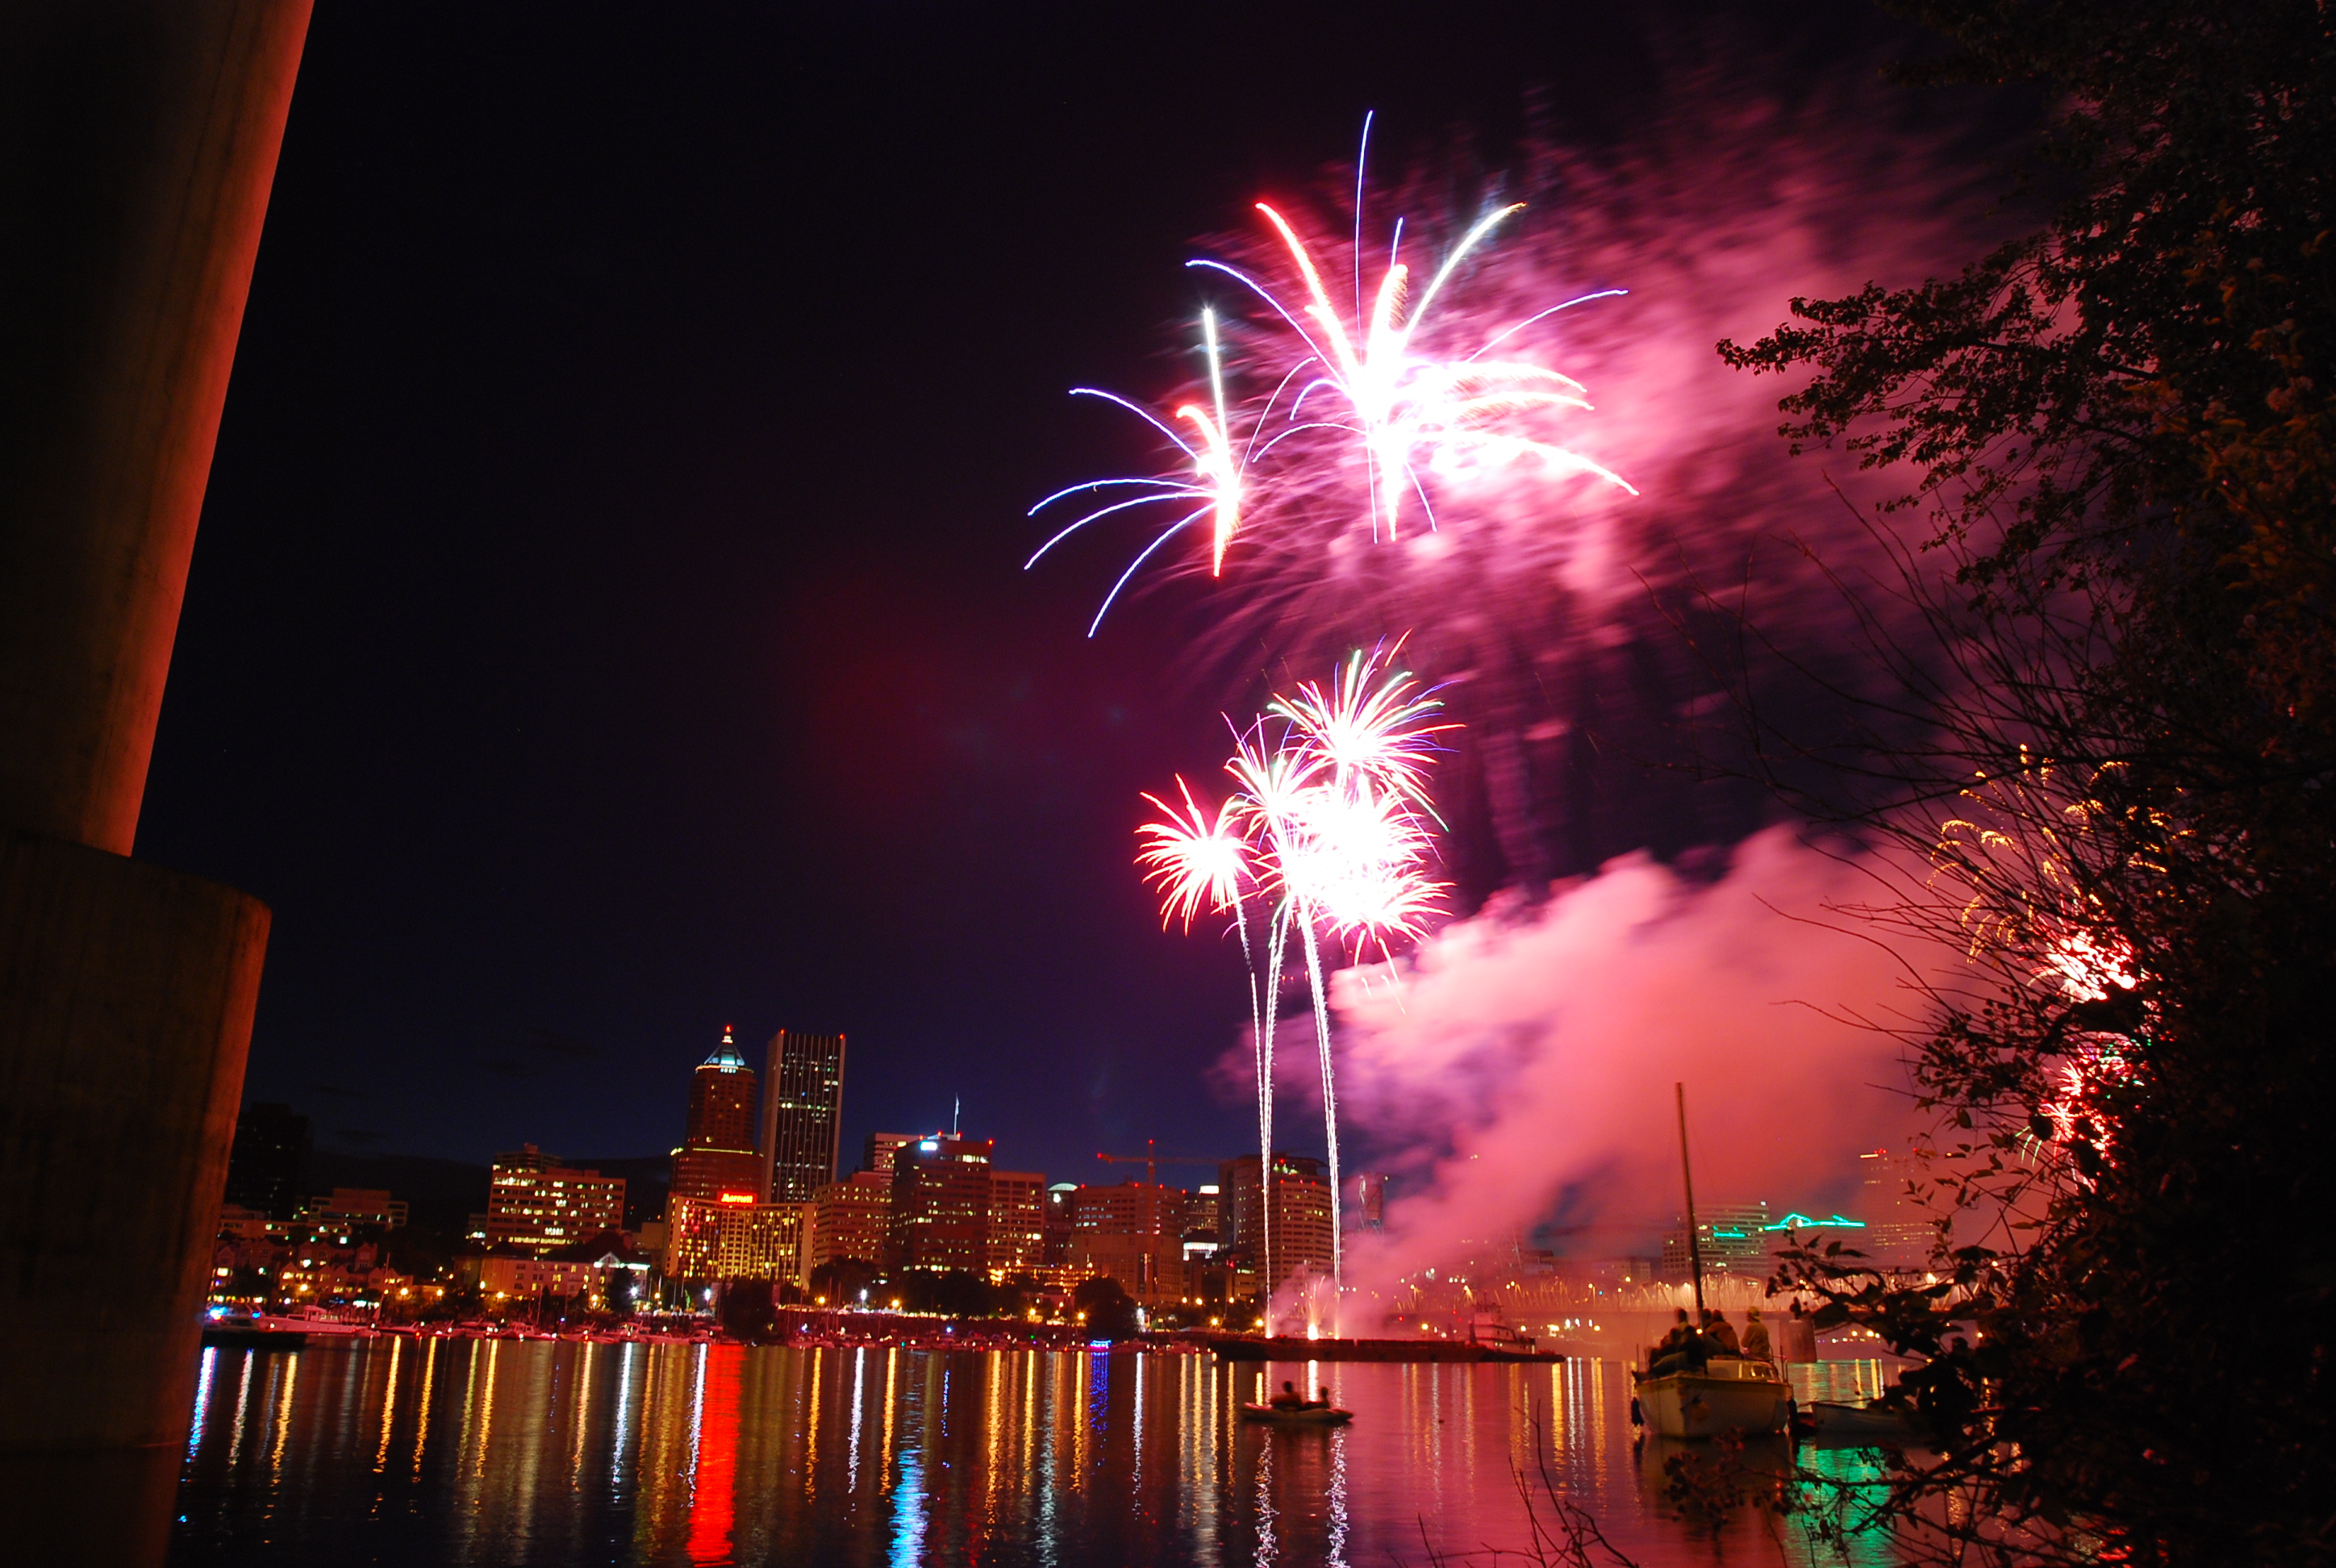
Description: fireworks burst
xmin=1136 ymin=777 xmax=1250 ymax=932
xmin=1934 ymin=759 xmax=2151 ymax=1169
xmin=1032 ymin=118 xmax=1635 ymax=636
xmin=1200 ymin=198 xmax=1636 ymax=544
xmin=1137 ymin=648 xmax=1449 ymax=1315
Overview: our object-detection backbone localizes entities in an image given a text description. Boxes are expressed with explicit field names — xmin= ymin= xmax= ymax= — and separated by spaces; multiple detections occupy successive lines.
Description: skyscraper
xmin=864 ymin=1131 xmax=917 ymax=1178
xmin=1069 ymin=1180 xmax=1187 ymax=1303
xmin=1855 ymin=1148 xmax=1934 ymax=1268
xmin=805 ymin=1170 xmax=893 ymax=1279
xmin=223 ymin=1102 xmax=311 ymax=1220
xmin=987 ymin=1169 xmax=1045 ymax=1274
xmin=761 ymin=1028 xmax=846 ymax=1203
xmin=886 ymin=1136 xmax=992 ymax=1272
xmin=1660 ymin=1201 xmax=1772 ymax=1280
xmin=1218 ymin=1153 xmax=1334 ymax=1295
xmin=670 ymin=1029 xmax=761 ymax=1204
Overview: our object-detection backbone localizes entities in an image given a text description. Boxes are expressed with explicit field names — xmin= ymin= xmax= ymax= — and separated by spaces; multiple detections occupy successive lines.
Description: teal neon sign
xmin=1758 ymin=1212 xmax=1866 ymax=1232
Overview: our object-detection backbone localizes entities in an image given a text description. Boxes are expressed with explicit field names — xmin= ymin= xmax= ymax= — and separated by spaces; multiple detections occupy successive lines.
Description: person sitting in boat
xmin=1310 ymin=1385 xmax=1333 ymax=1410
xmin=1740 ymin=1308 xmax=1771 ymax=1362
xmin=1649 ymin=1311 xmax=1711 ymax=1377
xmin=1651 ymin=1308 xmax=1691 ymax=1362
xmin=1270 ymin=1380 xmax=1307 ymax=1410
xmin=1707 ymin=1309 xmax=1742 ymax=1357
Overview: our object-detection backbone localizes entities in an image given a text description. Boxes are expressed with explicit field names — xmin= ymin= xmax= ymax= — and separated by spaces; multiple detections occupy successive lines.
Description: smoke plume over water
xmin=1327 ymin=828 xmax=1943 ymax=1299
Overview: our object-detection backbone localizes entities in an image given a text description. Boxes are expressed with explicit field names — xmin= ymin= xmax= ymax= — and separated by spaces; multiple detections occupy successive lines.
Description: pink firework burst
xmin=1136 ymin=776 xmax=1253 ymax=932
xmin=1034 ymin=119 xmax=1634 ymax=634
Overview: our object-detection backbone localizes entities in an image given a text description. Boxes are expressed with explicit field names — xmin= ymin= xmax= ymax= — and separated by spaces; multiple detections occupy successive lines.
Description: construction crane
xmin=1094 ymin=1139 xmax=1220 ymax=1188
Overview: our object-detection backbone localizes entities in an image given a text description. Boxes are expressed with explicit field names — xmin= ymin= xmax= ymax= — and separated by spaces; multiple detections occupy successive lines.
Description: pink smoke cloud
xmin=1325 ymin=827 xmax=1938 ymax=1292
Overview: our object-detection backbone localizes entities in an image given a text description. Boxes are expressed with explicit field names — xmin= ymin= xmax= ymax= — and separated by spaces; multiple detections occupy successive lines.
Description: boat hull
xmin=199 ymin=1325 xmax=306 ymax=1350
xmin=1804 ymin=1400 xmax=1920 ymax=1441
xmin=1639 ymin=1371 xmax=1791 ymax=1437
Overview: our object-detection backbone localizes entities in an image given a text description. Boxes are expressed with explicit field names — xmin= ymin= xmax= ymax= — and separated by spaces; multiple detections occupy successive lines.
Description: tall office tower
xmin=1855 ymin=1147 xmax=1934 ymax=1268
xmin=1069 ymin=1181 xmax=1187 ymax=1303
xmin=865 ymin=1131 xmax=917 ymax=1177
xmin=805 ymin=1170 xmax=893 ymax=1278
xmin=468 ymin=1145 xmax=628 ymax=1254
xmin=1660 ymin=1201 xmax=1773 ymax=1280
xmin=671 ymin=1029 xmax=762 ymax=1204
xmin=987 ymin=1169 xmax=1045 ymax=1274
xmin=1042 ymin=1182 xmax=1078 ymax=1265
xmin=1217 ymin=1153 xmax=1333 ymax=1295
xmin=1183 ymin=1185 xmax=1222 ymax=1242
xmin=886 ymin=1136 xmax=994 ymax=1272
xmin=223 ymin=1102 xmax=311 ymax=1219
xmin=761 ymin=1028 xmax=847 ymax=1203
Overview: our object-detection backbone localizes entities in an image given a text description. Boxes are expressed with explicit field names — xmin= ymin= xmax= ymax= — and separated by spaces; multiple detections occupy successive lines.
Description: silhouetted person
xmin=1270 ymin=1379 xmax=1304 ymax=1409
xmin=1741 ymin=1307 xmax=1771 ymax=1361
xmin=1708 ymin=1310 xmax=1742 ymax=1357
xmin=1650 ymin=1309 xmax=1711 ymax=1376
xmin=1650 ymin=1307 xmax=1691 ymax=1364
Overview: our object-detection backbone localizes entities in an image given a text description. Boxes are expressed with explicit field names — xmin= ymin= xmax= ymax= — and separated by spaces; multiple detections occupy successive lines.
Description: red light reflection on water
xmin=686 ymin=1345 xmax=745 ymax=1565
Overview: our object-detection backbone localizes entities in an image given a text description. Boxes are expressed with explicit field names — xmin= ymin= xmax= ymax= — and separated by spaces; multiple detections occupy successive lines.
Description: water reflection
xmin=173 ymin=1341 xmax=1913 ymax=1567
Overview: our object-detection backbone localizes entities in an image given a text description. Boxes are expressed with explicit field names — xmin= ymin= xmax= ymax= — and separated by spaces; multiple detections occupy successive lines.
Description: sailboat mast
xmin=1675 ymin=1082 xmax=1706 ymax=1316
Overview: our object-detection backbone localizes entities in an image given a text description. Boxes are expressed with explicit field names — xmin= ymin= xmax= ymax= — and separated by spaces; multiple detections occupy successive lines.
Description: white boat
xmin=1637 ymin=1356 xmax=1793 ymax=1438
xmin=1636 ymin=1086 xmax=1795 ymax=1439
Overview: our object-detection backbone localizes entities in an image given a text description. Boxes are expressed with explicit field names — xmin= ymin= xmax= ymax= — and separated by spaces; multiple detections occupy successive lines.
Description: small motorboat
xmin=1240 ymin=1402 xmax=1354 ymax=1426
xmin=1800 ymin=1399 xmax=1921 ymax=1442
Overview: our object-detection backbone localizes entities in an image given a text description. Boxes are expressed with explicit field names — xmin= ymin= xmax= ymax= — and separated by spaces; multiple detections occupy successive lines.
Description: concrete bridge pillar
xmin=0 ymin=2 xmax=310 ymax=1559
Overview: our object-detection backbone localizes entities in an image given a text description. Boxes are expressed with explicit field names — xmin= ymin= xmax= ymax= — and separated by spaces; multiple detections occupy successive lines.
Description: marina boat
xmin=1630 ymin=1082 xmax=1792 ymax=1439
xmin=200 ymin=1306 xmax=308 ymax=1349
xmin=1800 ymin=1399 xmax=1921 ymax=1442
xmin=1239 ymin=1403 xmax=1354 ymax=1426
xmin=1637 ymin=1356 xmax=1793 ymax=1438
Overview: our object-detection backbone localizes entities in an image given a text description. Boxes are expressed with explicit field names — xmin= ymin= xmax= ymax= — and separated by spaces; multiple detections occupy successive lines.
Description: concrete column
xmin=0 ymin=3 xmax=309 ymax=1560
xmin=0 ymin=831 xmax=271 ymax=1437
xmin=0 ymin=0 xmax=311 ymax=853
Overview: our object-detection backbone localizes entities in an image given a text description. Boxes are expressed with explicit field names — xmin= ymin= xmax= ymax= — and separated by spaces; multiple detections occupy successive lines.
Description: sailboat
xmin=1635 ymin=1084 xmax=1794 ymax=1439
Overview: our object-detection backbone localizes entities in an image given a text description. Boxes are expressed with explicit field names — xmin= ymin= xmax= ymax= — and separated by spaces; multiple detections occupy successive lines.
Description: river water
xmin=169 ymin=1338 xmax=1903 ymax=1567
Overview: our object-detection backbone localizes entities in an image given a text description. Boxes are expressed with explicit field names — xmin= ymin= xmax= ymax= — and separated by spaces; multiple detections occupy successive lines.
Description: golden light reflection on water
xmin=373 ymin=1334 xmax=402 ymax=1472
xmin=267 ymin=1348 xmax=298 ymax=1477
xmin=177 ymin=1343 xmax=1896 ymax=1568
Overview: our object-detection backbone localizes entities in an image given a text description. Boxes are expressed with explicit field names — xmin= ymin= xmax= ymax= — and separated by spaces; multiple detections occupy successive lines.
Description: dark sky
xmin=137 ymin=2 xmax=1896 ymax=1181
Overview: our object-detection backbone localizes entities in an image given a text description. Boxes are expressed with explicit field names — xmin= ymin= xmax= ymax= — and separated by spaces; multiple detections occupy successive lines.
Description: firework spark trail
xmin=1028 ymin=311 xmax=1245 ymax=636
xmin=1137 ymin=778 xmax=1279 ymax=1287
xmin=1138 ymin=650 xmax=1449 ymax=1322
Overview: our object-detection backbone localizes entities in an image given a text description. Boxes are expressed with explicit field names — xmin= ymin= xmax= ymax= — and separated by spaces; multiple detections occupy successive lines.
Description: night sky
xmin=136 ymin=2 xmax=1912 ymax=1183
